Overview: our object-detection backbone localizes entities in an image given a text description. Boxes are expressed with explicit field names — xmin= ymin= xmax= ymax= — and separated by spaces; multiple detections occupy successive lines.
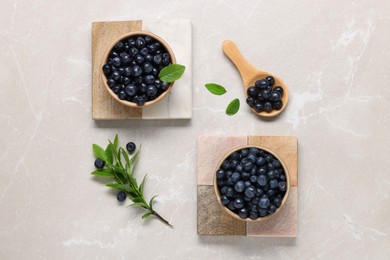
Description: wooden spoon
xmin=222 ymin=40 xmax=288 ymax=117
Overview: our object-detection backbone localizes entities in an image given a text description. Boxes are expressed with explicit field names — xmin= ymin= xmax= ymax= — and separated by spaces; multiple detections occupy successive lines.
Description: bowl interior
xmin=213 ymin=145 xmax=290 ymax=222
xmin=101 ymin=31 xmax=177 ymax=108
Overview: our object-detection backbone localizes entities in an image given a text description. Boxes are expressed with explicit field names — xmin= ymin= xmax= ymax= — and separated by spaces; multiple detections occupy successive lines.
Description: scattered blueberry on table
xmin=216 ymin=147 xmax=288 ymax=220
xmin=94 ymin=158 xmax=105 ymax=169
xmin=126 ymin=142 xmax=136 ymax=154
xmin=246 ymin=76 xmax=284 ymax=113
xmin=117 ymin=191 xmax=127 ymax=202
xmin=102 ymin=35 xmax=172 ymax=106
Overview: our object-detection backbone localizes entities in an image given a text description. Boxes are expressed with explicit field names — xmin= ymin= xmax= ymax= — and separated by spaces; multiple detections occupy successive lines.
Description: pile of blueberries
xmin=216 ymin=147 xmax=288 ymax=220
xmin=246 ymin=76 xmax=284 ymax=113
xmin=102 ymin=35 xmax=172 ymax=106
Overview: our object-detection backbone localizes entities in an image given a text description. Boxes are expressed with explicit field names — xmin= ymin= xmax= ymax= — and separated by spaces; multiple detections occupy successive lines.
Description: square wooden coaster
xmin=197 ymin=135 xmax=298 ymax=237
xmin=92 ymin=20 xmax=192 ymax=120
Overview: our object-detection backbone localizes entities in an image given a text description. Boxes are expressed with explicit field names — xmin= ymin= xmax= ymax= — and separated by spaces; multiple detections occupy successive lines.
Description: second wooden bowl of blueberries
xmin=213 ymin=146 xmax=290 ymax=221
xmin=101 ymin=31 xmax=176 ymax=107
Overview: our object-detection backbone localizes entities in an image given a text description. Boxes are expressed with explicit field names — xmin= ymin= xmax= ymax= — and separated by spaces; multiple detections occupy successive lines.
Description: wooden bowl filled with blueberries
xmin=213 ymin=146 xmax=290 ymax=221
xmin=101 ymin=31 xmax=176 ymax=107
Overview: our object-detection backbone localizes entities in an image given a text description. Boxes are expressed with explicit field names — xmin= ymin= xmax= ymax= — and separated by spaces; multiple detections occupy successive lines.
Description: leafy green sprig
xmin=91 ymin=135 xmax=172 ymax=227
xmin=205 ymin=83 xmax=240 ymax=116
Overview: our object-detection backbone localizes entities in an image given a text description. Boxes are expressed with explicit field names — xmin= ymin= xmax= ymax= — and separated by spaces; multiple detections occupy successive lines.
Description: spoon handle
xmin=222 ymin=40 xmax=256 ymax=84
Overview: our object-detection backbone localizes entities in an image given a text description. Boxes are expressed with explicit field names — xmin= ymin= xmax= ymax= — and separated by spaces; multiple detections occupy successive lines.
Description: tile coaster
xmin=197 ymin=135 xmax=298 ymax=237
xmin=92 ymin=19 xmax=192 ymax=120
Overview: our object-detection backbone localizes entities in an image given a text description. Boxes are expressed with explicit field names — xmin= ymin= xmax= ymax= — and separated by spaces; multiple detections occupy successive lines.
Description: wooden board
xmin=91 ymin=20 xmax=193 ymax=120
xmin=197 ymin=135 xmax=298 ymax=237
xmin=92 ymin=21 xmax=143 ymax=119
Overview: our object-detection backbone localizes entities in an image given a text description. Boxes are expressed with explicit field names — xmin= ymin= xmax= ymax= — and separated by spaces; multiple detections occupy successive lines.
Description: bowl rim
xmin=213 ymin=145 xmax=291 ymax=222
xmin=101 ymin=31 xmax=177 ymax=108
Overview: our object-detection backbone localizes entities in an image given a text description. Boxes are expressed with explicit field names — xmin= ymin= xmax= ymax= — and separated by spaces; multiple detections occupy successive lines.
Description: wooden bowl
xmin=101 ymin=31 xmax=176 ymax=108
xmin=213 ymin=145 xmax=290 ymax=222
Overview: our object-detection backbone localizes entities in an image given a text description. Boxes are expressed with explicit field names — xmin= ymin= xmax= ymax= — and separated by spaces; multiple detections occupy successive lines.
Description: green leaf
xmin=142 ymin=212 xmax=152 ymax=219
xmin=120 ymin=148 xmax=131 ymax=170
xmin=106 ymin=183 xmax=132 ymax=193
xmin=226 ymin=98 xmax=240 ymax=116
xmin=149 ymin=195 xmax=158 ymax=210
xmin=204 ymin=83 xmax=227 ymax=95
xmin=113 ymin=135 xmax=119 ymax=150
xmin=105 ymin=144 xmax=113 ymax=165
xmin=159 ymin=64 xmax=186 ymax=83
xmin=91 ymin=169 xmax=114 ymax=178
xmin=93 ymin=144 xmax=107 ymax=161
xmin=139 ymin=174 xmax=147 ymax=194
xmin=129 ymin=147 xmax=141 ymax=174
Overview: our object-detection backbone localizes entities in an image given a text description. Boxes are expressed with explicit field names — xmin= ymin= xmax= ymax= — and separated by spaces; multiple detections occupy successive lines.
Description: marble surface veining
xmin=1 ymin=0 xmax=390 ymax=259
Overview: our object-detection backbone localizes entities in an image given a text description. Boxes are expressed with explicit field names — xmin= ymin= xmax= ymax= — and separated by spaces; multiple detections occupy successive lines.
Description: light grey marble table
xmin=1 ymin=0 xmax=390 ymax=259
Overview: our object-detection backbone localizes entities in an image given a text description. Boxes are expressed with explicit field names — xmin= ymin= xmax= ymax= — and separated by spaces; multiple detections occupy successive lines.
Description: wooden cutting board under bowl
xmin=197 ymin=135 xmax=298 ymax=237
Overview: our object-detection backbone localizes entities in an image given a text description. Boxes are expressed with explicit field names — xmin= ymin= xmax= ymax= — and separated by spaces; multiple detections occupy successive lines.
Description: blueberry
xmin=151 ymin=68 xmax=158 ymax=76
xmin=269 ymin=91 xmax=281 ymax=102
xmin=154 ymin=42 xmax=162 ymax=50
xmin=269 ymin=179 xmax=279 ymax=189
xmin=258 ymin=197 xmax=270 ymax=209
xmin=255 ymin=79 xmax=269 ymax=89
xmin=123 ymin=67 xmax=131 ymax=77
xmin=110 ymin=51 xmax=119 ymax=58
xmin=112 ymin=85 xmax=120 ymax=94
xmin=111 ymin=57 xmax=121 ymax=67
xmin=144 ymin=36 xmax=152 ymax=43
xmin=135 ymin=54 xmax=145 ymax=64
xmin=254 ymin=102 xmax=264 ymax=112
xmin=148 ymin=43 xmax=157 ymax=53
xmin=251 ymin=204 xmax=258 ymax=212
xmin=235 ymin=165 xmax=243 ymax=173
xmin=107 ymin=78 xmax=116 ymax=87
xmin=231 ymin=172 xmax=241 ymax=183
xmin=118 ymin=90 xmax=127 ymax=100
xmin=216 ymin=169 xmax=225 ymax=180
xmin=249 ymin=148 xmax=260 ymax=155
xmin=125 ymin=84 xmax=137 ymax=96
xmin=112 ymin=71 xmax=121 ymax=81
xmin=102 ymin=64 xmax=111 ymax=75
xmin=266 ymin=76 xmax=275 ymax=86
xmin=134 ymin=95 xmax=145 ymax=106
xmin=140 ymin=47 xmax=149 ymax=56
xmin=274 ymin=197 xmax=282 ymax=207
xmin=161 ymin=82 xmax=170 ymax=91
xmin=241 ymin=171 xmax=250 ymax=181
xmin=246 ymin=97 xmax=255 ymax=107
xmin=267 ymin=190 xmax=276 ymax=197
xmin=145 ymin=54 xmax=153 ymax=62
xmin=247 ymin=86 xmax=258 ymax=97
xmin=129 ymin=47 xmax=139 ymax=57
xmin=146 ymin=85 xmax=158 ymax=97
xmin=267 ymin=170 xmax=276 ymax=179
xmin=226 ymin=187 xmax=234 ymax=198
xmin=162 ymin=53 xmax=170 ymax=65
xmin=134 ymin=76 xmax=143 ymax=84
xmin=125 ymin=142 xmax=136 ymax=154
xmin=234 ymin=181 xmax=245 ymax=193
xmin=245 ymin=186 xmax=256 ymax=198
xmin=240 ymin=149 xmax=249 ymax=157
xmin=238 ymin=208 xmax=248 ymax=218
xmin=274 ymin=86 xmax=283 ymax=95
xmin=138 ymin=83 xmax=147 ymax=94
xmin=226 ymin=171 xmax=233 ymax=178
xmin=143 ymin=63 xmax=153 ymax=74
xmin=261 ymin=90 xmax=270 ymax=99
xmin=249 ymin=211 xmax=259 ymax=220
xmin=279 ymin=181 xmax=287 ymax=191
xmin=122 ymin=54 xmax=131 ymax=64
xmin=257 ymin=175 xmax=268 ymax=186
xmin=256 ymin=157 xmax=266 ymax=166
xmin=230 ymin=152 xmax=241 ymax=161
xmin=265 ymin=154 xmax=273 ymax=162
xmin=222 ymin=160 xmax=231 ymax=170
xmin=233 ymin=198 xmax=244 ymax=209
xmin=279 ymin=174 xmax=286 ymax=181
xmin=217 ymin=180 xmax=226 ymax=187
xmin=220 ymin=186 xmax=228 ymax=194
xmin=117 ymin=191 xmax=127 ymax=202
xmin=244 ymin=181 xmax=251 ymax=187
xmin=250 ymin=175 xmax=257 ymax=183
xmin=144 ymin=75 xmax=155 ymax=85
xmin=230 ymin=160 xmax=239 ymax=169
xmin=272 ymin=100 xmax=283 ymax=110
xmin=153 ymin=54 xmax=162 ymax=65
xmin=226 ymin=202 xmax=235 ymax=211
xmin=247 ymin=153 xmax=257 ymax=163
xmin=127 ymin=38 xmax=136 ymax=47
xmin=131 ymin=65 xmax=143 ymax=77
xmin=267 ymin=204 xmax=277 ymax=214
xmin=94 ymin=158 xmax=105 ymax=169
xmin=136 ymin=37 xmax=146 ymax=48
xmin=242 ymin=160 xmax=254 ymax=172
xmin=221 ymin=195 xmax=230 ymax=205
xmin=259 ymin=209 xmax=268 ymax=217
xmin=258 ymin=167 xmax=267 ymax=175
